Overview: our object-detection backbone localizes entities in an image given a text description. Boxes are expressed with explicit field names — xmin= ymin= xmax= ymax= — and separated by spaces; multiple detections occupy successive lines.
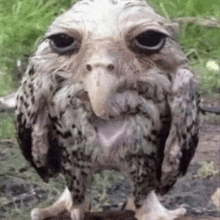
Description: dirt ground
xmin=0 ymin=117 xmax=219 ymax=219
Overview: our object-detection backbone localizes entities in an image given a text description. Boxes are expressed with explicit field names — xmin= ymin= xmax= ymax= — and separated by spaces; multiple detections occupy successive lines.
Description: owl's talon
xmin=179 ymin=203 xmax=188 ymax=209
xmin=69 ymin=198 xmax=91 ymax=220
xmin=70 ymin=208 xmax=84 ymax=220
xmin=126 ymin=191 xmax=187 ymax=220
xmin=31 ymin=208 xmax=41 ymax=220
xmin=140 ymin=207 xmax=186 ymax=220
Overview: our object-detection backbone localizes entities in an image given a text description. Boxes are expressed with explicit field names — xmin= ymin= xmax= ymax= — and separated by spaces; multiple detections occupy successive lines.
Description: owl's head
xmin=32 ymin=0 xmax=185 ymax=119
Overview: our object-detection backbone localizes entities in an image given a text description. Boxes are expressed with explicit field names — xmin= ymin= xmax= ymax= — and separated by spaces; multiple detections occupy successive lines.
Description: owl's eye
xmin=48 ymin=33 xmax=80 ymax=54
xmin=134 ymin=31 xmax=166 ymax=52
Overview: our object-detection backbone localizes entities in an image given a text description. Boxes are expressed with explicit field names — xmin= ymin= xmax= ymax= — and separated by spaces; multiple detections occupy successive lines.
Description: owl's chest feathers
xmin=50 ymin=82 xmax=170 ymax=168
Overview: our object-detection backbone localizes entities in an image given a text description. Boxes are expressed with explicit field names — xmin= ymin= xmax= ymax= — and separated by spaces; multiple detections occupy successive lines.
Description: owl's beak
xmin=84 ymin=68 xmax=118 ymax=119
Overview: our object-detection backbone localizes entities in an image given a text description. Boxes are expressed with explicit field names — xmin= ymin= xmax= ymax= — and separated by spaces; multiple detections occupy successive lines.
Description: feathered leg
xmin=123 ymin=153 xmax=186 ymax=220
xmin=61 ymin=149 xmax=92 ymax=220
xmin=31 ymin=148 xmax=92 ymax=220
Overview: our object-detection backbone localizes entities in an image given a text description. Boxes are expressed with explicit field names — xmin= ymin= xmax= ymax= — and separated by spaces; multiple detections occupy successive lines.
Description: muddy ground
xmin=0 ymin=118 xmax=219 ymax=219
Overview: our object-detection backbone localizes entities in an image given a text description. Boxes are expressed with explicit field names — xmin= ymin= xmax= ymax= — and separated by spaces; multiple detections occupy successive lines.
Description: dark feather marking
xmin=24 ymin=101 xmax=29 ymax=109
xmin=56 ymin=130 xmax=72 ymax=139
xmin=19 ymin=96 xmax=24 ymax=102
xmin=31 ymin=96 xmax=35 ymax=104
xmin=180 ymin=134 xmax=198 ymax=175
xmin=54 ymin=74 xmax=66 ymax=84
xmin=28 ymin=66 xmax=35 ymax=76
xmin=17 ymin=115 xmax=62 ymax=182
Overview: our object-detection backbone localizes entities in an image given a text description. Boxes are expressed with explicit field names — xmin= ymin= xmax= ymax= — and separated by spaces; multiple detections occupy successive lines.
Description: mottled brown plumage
xmin=15 ymin=0 xmax=200 ymax=219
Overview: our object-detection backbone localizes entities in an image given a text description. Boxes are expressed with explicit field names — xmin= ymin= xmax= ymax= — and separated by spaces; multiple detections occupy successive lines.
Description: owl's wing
xmin=16 ymin=65 xmax=61 ymax=182
xmin=160 ymin=68 xmax=200 ymax=193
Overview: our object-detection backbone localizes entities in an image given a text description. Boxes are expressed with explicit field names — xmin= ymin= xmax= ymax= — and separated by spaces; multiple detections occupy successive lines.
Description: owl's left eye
xmin=48 ymin=33 xmax=80 ymax=54
xmin=133 ymin=30 xmax=166 ymax=52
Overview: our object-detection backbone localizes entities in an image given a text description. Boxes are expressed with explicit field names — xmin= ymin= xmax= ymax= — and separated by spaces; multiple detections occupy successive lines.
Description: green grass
xmin=0 ymin=113 xmax=16 ymax=139
xmin=149 ymin=0 xmax=220 ymax=93
xmin=150 ymin=0 xmax=220 ymax=18
xmin=0 ymin=0 xmax=78 ymax=95
xmin=196 ymin=161 xmax=220 ymax=178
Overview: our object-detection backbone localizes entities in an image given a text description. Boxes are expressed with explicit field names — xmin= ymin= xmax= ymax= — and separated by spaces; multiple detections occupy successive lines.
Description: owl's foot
xmin=30 ymin=187 xmax=90 ymax=220
xmin=70 ymin=207 xmax=84 ymax=220
xmin=124 ymin=191 xmax=186 ymax=220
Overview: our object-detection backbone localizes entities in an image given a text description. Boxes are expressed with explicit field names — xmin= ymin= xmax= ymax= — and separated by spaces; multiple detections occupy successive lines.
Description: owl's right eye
xmin=48 ymin=33 xmax=80 ymax=54
xmin=133 ymin=30 xmax=166 ymax=52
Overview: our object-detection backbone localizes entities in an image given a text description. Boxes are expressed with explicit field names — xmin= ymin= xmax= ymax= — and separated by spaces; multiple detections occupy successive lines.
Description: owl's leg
xmin=31 ymin=187 xmax=90 ymax=220
xmin=67 ymin=188 xmax=91 ymax=220
xmin=30 ymin=159 xmax=91 ymax=220
xmin=123 ymin=154 xmax=186 ymax=220
xmin=123 ymin=191 xmax=186 ymax=220
xmin=62 ymin=152 xmax=92 ymax=220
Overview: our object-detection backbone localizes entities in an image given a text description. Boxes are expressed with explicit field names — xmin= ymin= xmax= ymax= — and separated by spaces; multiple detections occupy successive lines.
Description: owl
xmin=15 ymin=0 xmax=200 ymax=219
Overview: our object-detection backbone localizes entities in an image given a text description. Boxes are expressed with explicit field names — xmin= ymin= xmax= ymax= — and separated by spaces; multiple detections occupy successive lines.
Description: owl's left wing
xmin=15 ymin=64 xmax=62 ymax=182
xmin=160 ymin=67 xmax=200 ymax=193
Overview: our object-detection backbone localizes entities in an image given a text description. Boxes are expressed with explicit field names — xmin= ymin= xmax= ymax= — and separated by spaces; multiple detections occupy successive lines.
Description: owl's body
xmin=16 ymin=0 xmax=200 ymax=219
